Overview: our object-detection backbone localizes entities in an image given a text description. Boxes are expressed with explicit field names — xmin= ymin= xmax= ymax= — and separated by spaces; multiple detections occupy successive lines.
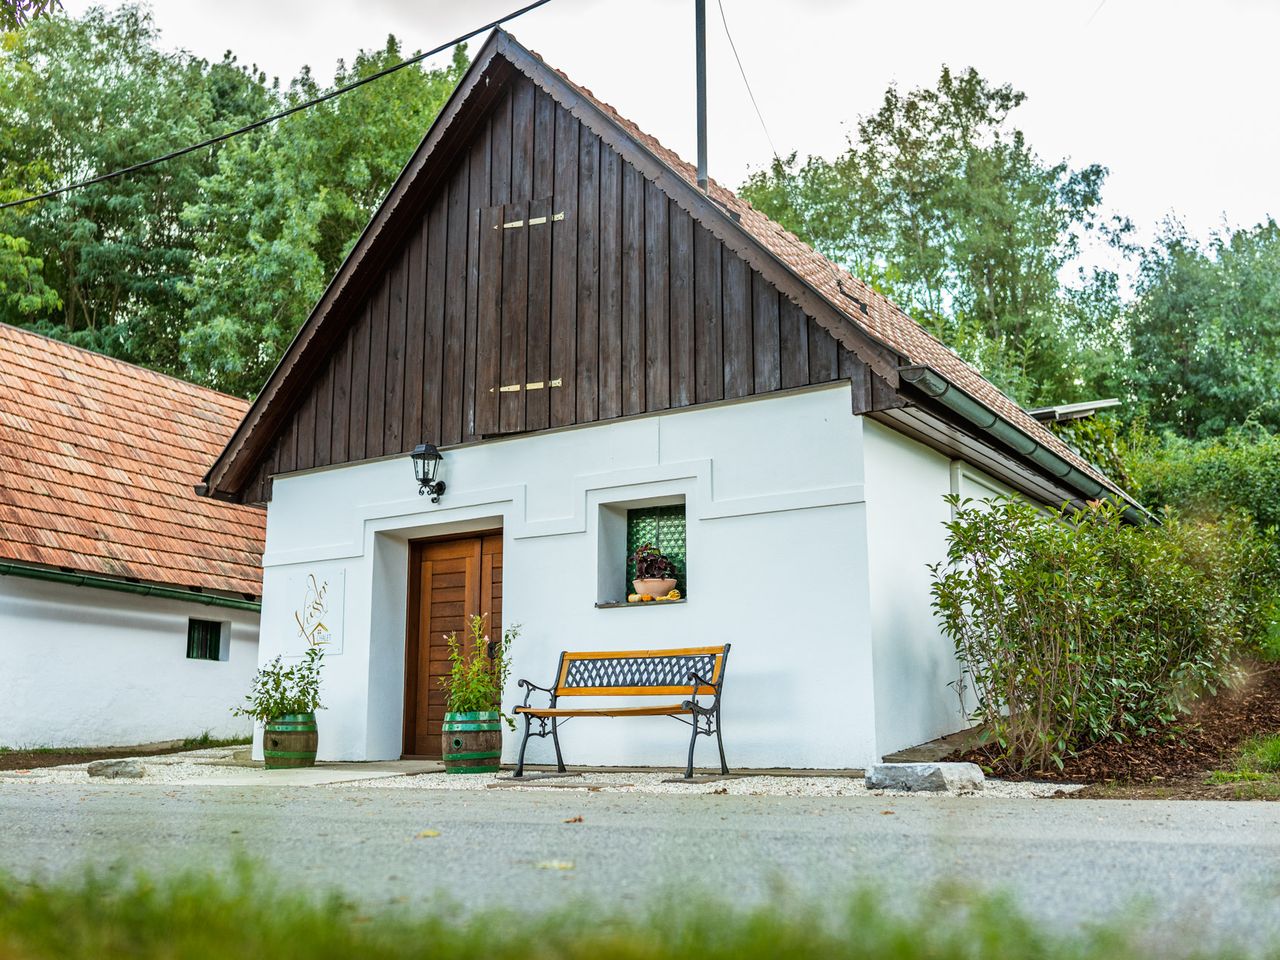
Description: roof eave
xmin=897 ymin=364 xmax=1153 ymax=523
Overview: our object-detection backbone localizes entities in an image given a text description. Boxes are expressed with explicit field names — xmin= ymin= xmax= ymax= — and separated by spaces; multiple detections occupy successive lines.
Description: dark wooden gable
xmin=223 ymin=43 xmax=902 ymax=504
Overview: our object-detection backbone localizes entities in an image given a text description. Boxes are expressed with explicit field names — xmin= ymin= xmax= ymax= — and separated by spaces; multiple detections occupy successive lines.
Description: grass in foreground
xmin=179 ymin=731 xmax=253 ymax=750
xmin=0 ymin=864 xmax=1262 ymax=960
xmin=1206 ymin=733 xmax=1280 ymax=797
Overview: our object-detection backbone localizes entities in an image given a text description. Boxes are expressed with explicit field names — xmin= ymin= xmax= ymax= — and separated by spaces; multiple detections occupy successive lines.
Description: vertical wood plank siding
xmin=241 ymin=76 xmax=875 ymax=500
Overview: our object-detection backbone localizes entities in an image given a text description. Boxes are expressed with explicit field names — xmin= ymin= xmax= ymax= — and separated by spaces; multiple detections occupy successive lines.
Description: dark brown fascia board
xmin=201 ymin=34 xmax=512 ymax=499
xmin=203 ymin=28 xmax=906 ymax=500
xmin=493 ymin=31 xmax=905 ymax=386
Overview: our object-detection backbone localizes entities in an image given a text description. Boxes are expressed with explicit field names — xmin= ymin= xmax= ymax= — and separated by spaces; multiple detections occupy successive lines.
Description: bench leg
xmin=715 ymin=707 xmax=728 ymax=775
xmin=551 ymin=717 xmax=566 ymax=773
xmin=514 ymin=714 xmax=532 ymax=778
xmin=685 ymin=717 xmax=699 ymax=779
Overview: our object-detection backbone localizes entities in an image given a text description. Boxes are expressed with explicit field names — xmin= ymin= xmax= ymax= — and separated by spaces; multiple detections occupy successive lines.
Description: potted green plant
xmin=630 ymin=542 xmax=678 ymax=598
xmin=439 ymin=614 xmax=517 ymax=774
xmin=232 ymin=644 xmax=324 ymax=769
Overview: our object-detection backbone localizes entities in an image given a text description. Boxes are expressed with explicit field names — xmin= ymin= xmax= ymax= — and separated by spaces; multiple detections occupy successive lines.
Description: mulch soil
xmin=946 ymin=660 xmax=1280 ymax=799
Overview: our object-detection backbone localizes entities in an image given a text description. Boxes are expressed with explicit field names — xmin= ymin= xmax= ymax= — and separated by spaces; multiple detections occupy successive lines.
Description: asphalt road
xmin=3 ymin=784 xmax=1280 ymax=949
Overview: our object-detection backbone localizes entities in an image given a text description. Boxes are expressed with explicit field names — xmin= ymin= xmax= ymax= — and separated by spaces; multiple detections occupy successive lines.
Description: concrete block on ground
xmin=87 ymin=759 xmax=145 ymax=779
xmin=865 ymin=762 xmax=984 ymax=793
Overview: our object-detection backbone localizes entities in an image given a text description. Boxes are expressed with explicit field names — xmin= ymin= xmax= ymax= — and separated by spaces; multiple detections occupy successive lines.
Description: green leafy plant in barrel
xmin=233 ymin=574 xmax=331 ymax=770
xmin=438 ymin=614 xmax=518 ymax=774
xmin=232 ymin=645 xmax=324 ymax=769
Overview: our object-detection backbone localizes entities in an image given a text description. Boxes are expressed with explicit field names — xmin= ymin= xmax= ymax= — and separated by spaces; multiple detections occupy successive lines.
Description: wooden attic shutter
xmin=475 ymin=197 xmax=558 ymax=436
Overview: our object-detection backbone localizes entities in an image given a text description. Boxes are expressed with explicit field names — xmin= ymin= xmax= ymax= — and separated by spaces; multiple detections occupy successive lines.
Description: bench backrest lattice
xmin=555 ymin=646 xmax=727 ymax=697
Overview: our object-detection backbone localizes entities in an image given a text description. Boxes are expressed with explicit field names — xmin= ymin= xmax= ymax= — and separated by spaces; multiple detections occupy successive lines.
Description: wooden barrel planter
xmin=441 ymin=711 xmax=502 ymax=773
xmin=263 ymin=712 xmax=318 ymax=769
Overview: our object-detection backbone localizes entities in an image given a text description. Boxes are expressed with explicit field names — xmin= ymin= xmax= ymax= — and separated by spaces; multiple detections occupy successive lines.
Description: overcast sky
xmin=63 ymin=0 xmax=1280 ymax=255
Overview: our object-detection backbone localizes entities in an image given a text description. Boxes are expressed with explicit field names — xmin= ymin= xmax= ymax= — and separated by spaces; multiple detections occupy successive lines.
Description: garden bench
xmin=513 ymin=644 xmax=731 ymax=779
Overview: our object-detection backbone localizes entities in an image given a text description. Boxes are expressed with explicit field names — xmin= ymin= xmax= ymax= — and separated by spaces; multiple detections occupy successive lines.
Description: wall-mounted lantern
xmin=411 ymin=443 xmax=446 ymax=503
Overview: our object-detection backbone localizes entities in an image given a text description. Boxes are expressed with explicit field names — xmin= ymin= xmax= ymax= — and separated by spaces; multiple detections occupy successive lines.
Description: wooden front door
xmin=403 ymin=532 xmax=503 ymax=758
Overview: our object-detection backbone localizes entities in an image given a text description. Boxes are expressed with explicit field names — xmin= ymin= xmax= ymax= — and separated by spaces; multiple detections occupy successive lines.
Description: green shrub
xmin=930 ymin=496 xmax=1264 ymax=771
xmin=231 ymin=646 xmax=324 ymax=725
xmin=1126 ymin=424 xmax=1280 ymax=532
xmin=439 ymin=615 xmax=518 ymax=728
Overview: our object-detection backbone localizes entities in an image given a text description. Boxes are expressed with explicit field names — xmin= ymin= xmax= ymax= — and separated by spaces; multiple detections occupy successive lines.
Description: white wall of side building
xmin=0 ymin=576 xmax=258 ymax=748
xmin=257 ymin=384 xmax=883 ymax=769
xmin=860 ymin=418 xmax=1018 ymax=757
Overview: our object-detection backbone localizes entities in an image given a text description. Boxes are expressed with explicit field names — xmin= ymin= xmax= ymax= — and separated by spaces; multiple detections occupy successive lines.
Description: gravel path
xmin=330 ymin=770 xmax=1079 ymax=798
xmin=0 ymin=747 xmax=1079 ymax=797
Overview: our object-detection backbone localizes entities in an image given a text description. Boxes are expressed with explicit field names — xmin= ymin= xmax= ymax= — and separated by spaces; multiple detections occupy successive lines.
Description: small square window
xmin=186 ymin=619 xmax=224 ymax=661
xmin=625 ymin=504 xmax=686 ymax=597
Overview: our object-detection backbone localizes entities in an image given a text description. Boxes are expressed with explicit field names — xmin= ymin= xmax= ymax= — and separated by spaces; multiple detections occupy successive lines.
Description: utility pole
xmin=695 ymin=0 xmax=708 ymax=193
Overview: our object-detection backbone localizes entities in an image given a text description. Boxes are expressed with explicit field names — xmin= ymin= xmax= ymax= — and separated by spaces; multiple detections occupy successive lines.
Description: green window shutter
xmin=626 ymin=504 xmax=686 ymax=596
xmin=186 ymin=619 xmax=223 ymax=661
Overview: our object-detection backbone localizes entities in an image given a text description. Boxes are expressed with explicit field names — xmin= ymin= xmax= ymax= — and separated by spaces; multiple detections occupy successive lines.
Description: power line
xmin=0 ymin=0 xmax=553 ymax=212
xmin=715 ymin=0 xmax=779 ymax=162
xmin=716 ymin=0 xmax=849 ymax=295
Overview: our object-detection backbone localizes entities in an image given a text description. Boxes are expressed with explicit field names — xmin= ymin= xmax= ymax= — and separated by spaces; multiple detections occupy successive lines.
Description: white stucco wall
xmin=0 ymin=576 xmax=258 ymax=748
xmin=257 ymin=384 xmax=881 ymax=769
xmin=860 ymin=419 xmax=1022 ymax=757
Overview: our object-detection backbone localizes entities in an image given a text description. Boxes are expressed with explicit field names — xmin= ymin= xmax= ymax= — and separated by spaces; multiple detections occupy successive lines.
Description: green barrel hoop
xmin=442 ymin=749 xmax=501 ymax=761
xmin=442 ymin=710 xmax=501 ymax=733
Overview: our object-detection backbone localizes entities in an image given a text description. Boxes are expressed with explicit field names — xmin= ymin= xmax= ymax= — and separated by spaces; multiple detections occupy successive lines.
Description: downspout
xmin=0 ymin=561 xmax=262 ymax=612
xmin=897 ymin=365 xmax=1153 ymax=524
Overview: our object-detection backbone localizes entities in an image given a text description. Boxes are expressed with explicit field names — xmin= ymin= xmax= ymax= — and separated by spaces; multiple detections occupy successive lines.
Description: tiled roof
xmin=0 ymin=324 xmax=265 ymax=596
xmin=539 ymin=57 xmax=1118 ymax=495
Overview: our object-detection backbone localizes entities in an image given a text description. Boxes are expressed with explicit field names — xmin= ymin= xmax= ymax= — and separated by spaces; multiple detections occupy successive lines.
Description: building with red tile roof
xmin=0 ymin=323 xmax=264 ymax=597
xmin=1 ymin=324 xmax=263 ymax=748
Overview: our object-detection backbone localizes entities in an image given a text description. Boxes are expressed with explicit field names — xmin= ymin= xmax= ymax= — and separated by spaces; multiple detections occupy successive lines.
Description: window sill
xmin=594 ymin=599 xmax=688 ymax=609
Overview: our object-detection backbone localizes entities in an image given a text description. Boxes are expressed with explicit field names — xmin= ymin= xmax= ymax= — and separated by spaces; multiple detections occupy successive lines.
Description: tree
xmin=740 ymin=66 xmax=1128 ymax=406
xmin=1126 ymin=220 xmax=1280 ymax=439
xmin=0 ymin=4 xmax=274 ymax=369
xmin=179 ymin=40 xmax=468 ymax=397
xmin=0 ymin=0 xmax=61 ymax=32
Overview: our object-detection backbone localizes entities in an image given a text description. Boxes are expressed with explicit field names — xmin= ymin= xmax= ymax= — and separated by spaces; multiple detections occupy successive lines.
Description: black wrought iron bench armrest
xmin=517 ymin=677 xmax=556 ymax=708
xmin=683 ymin=670 xmax=718 ymax=714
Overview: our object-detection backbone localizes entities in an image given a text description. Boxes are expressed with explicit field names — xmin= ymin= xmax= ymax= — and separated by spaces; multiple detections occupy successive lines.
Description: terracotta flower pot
xmin=633 ymin=578 xmax=677 ymax=597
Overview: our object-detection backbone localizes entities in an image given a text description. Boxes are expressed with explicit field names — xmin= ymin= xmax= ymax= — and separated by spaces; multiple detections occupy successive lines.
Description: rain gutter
xmin=0 ymin=561 xmax=262 ymax=612
xmin=897 ymin=364 xmax=1153 ymax=524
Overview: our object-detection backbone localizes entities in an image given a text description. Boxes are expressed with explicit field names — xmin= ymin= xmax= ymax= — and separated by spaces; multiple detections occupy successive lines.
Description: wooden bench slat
xmin=559 ymin=645 xmax=726 ymax=660
xmin=555 ymin=684 xmax=716 ymax=698
xmin=515 ymin=704 xmax=690 ymax=718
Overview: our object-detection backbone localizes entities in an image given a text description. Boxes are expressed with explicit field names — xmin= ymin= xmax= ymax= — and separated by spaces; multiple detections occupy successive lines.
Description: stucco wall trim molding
xmin=263 ymin=458 xmax=866 ymax=568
